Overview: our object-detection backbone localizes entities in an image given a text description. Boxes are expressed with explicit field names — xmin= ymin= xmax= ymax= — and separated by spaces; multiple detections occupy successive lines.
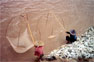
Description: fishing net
xmin=6 ymin=16 xmax=34 ymax=53
xmin=6 ymin=11 xmax=66 ymax=53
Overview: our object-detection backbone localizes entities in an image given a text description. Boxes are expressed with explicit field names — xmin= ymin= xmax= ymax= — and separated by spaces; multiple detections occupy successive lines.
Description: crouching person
xmin=66 ymin=29 xmax=77 ymax=44
xmin=34 ymin=41 xmax=44 ymax=62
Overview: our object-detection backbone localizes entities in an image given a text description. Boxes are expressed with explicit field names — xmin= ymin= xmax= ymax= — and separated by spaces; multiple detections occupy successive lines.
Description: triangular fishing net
xmin=6 ymin=16 xmax=34 ymax=53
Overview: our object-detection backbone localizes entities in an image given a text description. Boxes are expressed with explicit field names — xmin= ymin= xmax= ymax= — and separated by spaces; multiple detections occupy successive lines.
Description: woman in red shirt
xmin=34 ymin=41 xmax=44 ymax=62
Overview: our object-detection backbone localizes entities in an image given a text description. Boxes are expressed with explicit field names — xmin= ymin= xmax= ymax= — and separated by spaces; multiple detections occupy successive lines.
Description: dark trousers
xmin=66 ymin=36 xmax=75 ymax=44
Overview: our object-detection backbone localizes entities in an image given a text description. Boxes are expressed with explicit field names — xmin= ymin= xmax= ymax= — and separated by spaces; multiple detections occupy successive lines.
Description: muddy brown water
xmin=0 ymin=0 xmax=94 ymax=62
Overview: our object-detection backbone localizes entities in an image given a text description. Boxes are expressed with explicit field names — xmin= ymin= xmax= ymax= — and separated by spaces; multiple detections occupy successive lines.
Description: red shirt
xmin=34 ymin=46 xmax=44 ymax=57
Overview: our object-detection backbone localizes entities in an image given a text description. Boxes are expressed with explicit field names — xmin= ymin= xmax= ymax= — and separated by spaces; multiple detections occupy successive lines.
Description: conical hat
xmin=35 ymin=41 xmax=44 ymax=46
xmin=70 ymin=29 xmax=76 ymax=35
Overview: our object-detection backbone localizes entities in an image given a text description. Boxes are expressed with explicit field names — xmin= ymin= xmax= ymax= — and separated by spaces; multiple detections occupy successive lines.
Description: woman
xmin=34 ymin=41 xmax=44 ymax=62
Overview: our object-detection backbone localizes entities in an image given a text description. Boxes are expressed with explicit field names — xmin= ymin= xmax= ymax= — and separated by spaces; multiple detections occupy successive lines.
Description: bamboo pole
xmin=22 ymin=14 xmax=36 ymax=45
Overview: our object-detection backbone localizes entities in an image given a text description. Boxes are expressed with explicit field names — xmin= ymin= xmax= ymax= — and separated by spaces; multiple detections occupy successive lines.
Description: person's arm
xmin=66 ymin=31 xmax=71 ymax=34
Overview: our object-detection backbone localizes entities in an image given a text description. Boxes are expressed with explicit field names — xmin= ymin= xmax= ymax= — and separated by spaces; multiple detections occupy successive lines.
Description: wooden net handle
xmin=22 ymin=14 xmax=36 ymax=45
xmin=27 ymin=23 xmax=35 ymax=45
